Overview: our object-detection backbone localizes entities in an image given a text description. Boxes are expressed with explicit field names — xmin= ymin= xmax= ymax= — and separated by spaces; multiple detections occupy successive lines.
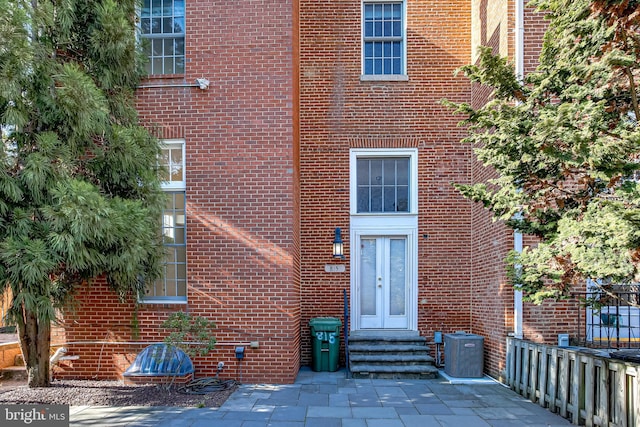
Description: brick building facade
xmin=52 ymin=1 xmax=574 ymax=384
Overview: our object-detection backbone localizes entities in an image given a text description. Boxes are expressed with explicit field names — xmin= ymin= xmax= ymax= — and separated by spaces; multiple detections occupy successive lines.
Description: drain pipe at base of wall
xmin=50 ymin=346 xmax=68 ymax=365
xmin=49 ymin=341 xmax=259 ymax=375
xmin=513 ymin=0 xmax=525 ymax=340
xmin=50 ymin=341 xmax=259 ymax=362
xmin=513 ymin=230 xmax=523 ymax=339
xmin=52 ymin=341 xmax=259 ymax=347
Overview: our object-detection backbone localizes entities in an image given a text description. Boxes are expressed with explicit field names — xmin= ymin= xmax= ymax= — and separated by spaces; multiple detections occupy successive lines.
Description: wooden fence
xmin=506 ymin=337 xmax=640 ymax=426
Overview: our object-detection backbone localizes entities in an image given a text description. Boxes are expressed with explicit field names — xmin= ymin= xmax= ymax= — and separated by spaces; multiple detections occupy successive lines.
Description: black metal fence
xmin=572 ymin=286 xmax=640 ymax=349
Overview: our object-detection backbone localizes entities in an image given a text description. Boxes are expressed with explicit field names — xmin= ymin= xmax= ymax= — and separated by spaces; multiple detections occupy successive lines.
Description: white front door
xmin=358 ymin=235 xmax=409 ymax=329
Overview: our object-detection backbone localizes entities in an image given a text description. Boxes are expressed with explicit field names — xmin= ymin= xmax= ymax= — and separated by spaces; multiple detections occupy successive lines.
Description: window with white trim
xmin=140 ymin=0 xmax=185 ymax=75
xmin=357 ymin=158 xmax=409 ymax=213
xmin=362 ymin=1 xmax=406 ymax=78
xmin=350 ymin=149 xmax=418 ymax=215
xmin=144 ymin=140 xmax=187 ymax=302
xmin=158 ymin=140 xmax=185 ymax=188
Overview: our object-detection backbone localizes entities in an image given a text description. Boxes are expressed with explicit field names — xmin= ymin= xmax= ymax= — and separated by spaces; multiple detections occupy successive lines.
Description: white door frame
xmin=350 ymin=218 xmax=418 ymax=331
xmin=348 ymin=148 xmax=418 ymax=331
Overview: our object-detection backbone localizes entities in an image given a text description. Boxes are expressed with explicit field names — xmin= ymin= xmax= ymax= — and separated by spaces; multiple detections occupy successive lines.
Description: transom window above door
xmin=351 ymin=149 xmax=417 ymax=215
xmin=357 ymin=158 xmax=409 ymax=213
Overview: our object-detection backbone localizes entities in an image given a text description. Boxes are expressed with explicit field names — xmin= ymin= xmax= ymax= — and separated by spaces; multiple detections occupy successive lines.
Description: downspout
xmin=513 ymin=0 xmax=524 ymax=339
xmin=513 ymin=228 xmax=523 ymax=339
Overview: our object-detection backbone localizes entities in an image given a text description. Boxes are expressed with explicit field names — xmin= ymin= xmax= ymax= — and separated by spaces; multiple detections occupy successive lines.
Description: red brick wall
xmin=298 ymin=0 xmax=473 ymax=364
xmin=56 ymin=0 xmax=299 ymax=384
xmin=53 ymin=1 xmax=578 ymax=384
xmin=523 ymin=5 xmax=547 ymax=75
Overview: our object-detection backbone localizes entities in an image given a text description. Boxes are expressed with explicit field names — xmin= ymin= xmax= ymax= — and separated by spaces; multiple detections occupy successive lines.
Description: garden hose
xmin=177 ymin=377 xmax=237 ymax=395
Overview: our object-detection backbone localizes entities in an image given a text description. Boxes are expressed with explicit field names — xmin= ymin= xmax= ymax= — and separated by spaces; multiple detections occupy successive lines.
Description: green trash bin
xmin=309 ymin=317 xmax=341 ymax=372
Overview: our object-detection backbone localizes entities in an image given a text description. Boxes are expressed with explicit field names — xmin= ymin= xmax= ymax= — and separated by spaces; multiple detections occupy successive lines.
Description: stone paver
xmin=69 ymin=368 xmax=572 ymax=426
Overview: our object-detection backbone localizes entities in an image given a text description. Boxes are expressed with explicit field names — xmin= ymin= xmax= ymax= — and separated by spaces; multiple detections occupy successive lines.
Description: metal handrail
xmin=343 ymin=289 xmax=350 ymax=378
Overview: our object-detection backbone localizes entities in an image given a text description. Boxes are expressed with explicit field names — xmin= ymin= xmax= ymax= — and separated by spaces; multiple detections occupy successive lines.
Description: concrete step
xmin=349 ymin=363 xmax=439 ymax=379
xmin=348 ymin=331 xmax=427 ymax=345
xmin=347 ymin=332 xmax=437 ymax=379
xmin=348 ymin=344 xmax=430 ymax=353
xmin=349 ymin=353 xmax=435 ymax=364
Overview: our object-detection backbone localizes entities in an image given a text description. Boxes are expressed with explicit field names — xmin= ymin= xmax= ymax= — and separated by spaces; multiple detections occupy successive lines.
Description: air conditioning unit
xmin=444 ymin=332 xmax=484 ymax=378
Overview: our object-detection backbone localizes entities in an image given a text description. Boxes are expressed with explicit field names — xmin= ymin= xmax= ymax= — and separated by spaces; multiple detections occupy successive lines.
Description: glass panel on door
xmin=389 ymin=238 xmax=406 ymax=316
xmin=358 ymin=236 xmax=408 ymax=329
xmin=360 ymin=238 xmax=377 ymax=316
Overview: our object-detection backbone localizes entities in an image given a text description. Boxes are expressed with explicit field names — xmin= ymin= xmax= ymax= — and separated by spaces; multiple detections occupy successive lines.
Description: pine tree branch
xmin=625 ymin=66 xmax=640 ymax=122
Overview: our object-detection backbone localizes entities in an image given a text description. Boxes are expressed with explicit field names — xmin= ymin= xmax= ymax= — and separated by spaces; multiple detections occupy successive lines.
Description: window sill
xmin=351 ymin=212 xmax=417 ymax=216
xmin=144 ymin=73 xmax=186 ymax=80
xmin=137 ymin=74 xmax=192 ymax=89
xmin=139 ymin=298 xmax=187 ymax=305
xmin=360 ymin=74 xmax=409 ymax=82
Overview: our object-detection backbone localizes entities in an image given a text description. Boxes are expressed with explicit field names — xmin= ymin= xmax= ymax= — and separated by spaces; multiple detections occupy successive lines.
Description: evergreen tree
xmin=447 ymin=0 xmax=640 ymax=303
xmin=0 ymin=0 xmax=164 ymax=387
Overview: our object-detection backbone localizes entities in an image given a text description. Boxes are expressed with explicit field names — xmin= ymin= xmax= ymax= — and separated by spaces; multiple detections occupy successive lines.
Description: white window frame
xmin=159 ymin=139 xmax=186 ymax=190
xmin=142 ymin=139 xmax=187 ymax=304
xmin=350 ymin=148 xmax=418 ymax=216
xmin=139 ymin=0 xmax=186 ymax=75
xmin=360 ymin=0 xmax=408 ymax=81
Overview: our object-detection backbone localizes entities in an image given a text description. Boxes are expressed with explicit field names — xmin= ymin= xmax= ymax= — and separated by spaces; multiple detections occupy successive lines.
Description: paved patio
xmin=70 ymin=368 xmax=572 ymax=426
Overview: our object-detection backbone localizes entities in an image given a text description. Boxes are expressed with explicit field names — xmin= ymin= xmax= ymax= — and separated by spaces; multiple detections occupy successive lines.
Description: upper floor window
xmin=140 ymin=0 xmax=185 ymax=75
xmin=362 ymin=1 xmax=406 ymax=80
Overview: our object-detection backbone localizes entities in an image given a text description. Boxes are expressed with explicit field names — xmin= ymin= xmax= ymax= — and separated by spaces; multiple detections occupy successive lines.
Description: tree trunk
xmin=16 ymin=306 xmax=51 ymax=388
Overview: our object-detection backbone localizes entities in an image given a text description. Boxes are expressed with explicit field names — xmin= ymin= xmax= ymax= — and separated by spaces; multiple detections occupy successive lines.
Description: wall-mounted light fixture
xmin=195 ymin=78 xmax=210 ymax=90
xmin=333 ymin=227 xmax=344 ymax=258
